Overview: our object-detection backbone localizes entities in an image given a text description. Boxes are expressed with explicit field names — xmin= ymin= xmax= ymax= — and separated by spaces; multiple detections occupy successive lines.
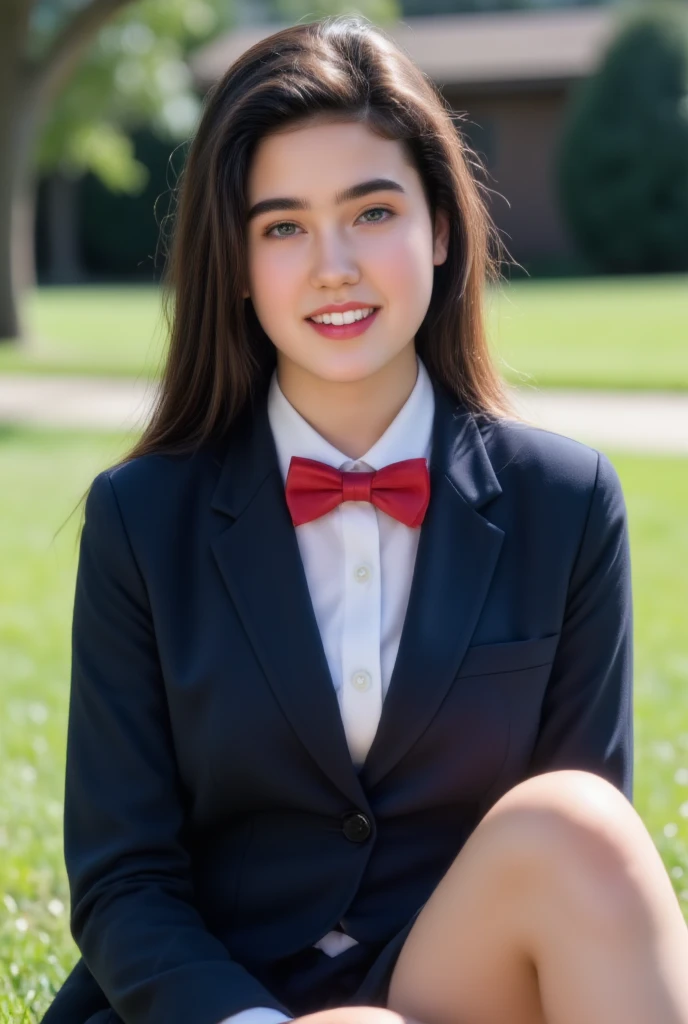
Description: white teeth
xmin=311 ymin=307 xmax=374 ymax=325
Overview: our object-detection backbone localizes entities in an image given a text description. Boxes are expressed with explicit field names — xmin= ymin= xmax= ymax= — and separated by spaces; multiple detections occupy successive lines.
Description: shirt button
xmin=351 ymin=670 xmax=372 ymax=692
xmin=354 ymin=564 xmax=371 ymax=583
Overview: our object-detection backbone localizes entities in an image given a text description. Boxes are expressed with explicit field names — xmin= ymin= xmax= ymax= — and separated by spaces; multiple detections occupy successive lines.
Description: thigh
xmin=385 ymin=806 xmax=545 ymax=1024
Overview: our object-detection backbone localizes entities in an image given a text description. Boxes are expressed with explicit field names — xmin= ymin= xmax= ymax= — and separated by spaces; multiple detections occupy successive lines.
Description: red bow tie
xmin=285 ymin=456 xmax=430 ymax=528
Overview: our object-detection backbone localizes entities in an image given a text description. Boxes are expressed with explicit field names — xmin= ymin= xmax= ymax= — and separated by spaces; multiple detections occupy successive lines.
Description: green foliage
xmin=35 ymin=0 xmax=234 ymax=192
xmin=400 ymin=0 xmax=605 ymax=11
xmin=556 ymin=3 xmax=688 ymax=273
xmin=272 ymin=0 xmax=399 ymax=23
xmin=32 ymin=0 xmax=402 ymax=196
xmin=78 ymin=130 xmax=184 ymax=276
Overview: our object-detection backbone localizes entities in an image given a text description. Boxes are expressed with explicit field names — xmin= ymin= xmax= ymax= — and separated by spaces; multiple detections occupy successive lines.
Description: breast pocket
xmin=407 ymin=635 xmax=560 ymax=806
xmin=453 ymin=633 xmax=562 ymax=800
xmin=457 ymin=633 xmax=561 ymax=679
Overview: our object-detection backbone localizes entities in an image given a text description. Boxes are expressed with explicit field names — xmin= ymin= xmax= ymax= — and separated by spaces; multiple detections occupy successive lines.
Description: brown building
xmin=190 ymin=6 xmax=623 ymax=271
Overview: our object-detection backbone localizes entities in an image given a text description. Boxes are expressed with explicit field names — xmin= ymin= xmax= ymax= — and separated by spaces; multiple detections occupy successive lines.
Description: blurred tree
xmin=271 ymin=0 xmax=398 ymax=21
xmin=401 ymin=0 xmax=608 ymax=10
xmin=557 ymin=2 xmax=688 ymax=274
xmin=74 ymin=128 xmax=183 ymax=280
xmin=1 ymin=0 xmax=398 ymax=343
xmin=0 ymin=0 xmax=228 ymax=343
xmin=72 ymin=0 xmax=400 ymax=282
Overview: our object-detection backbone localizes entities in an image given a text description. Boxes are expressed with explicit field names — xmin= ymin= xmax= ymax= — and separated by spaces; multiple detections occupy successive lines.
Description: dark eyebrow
xmin=246 ymin=177 xmax=406 ymax=222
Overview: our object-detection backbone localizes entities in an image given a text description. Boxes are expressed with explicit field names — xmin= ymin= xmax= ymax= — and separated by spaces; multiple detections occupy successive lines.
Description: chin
xmin=310 ymin=356 xmax=394 ymax=384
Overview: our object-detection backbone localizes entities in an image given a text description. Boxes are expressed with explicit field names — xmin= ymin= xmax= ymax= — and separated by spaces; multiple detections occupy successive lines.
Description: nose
xmin=309 ymin=229 xmax=360 ymax=290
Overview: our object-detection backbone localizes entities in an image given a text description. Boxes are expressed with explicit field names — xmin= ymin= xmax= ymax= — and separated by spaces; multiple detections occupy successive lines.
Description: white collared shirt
xmin=220 ymin=355 xmax=435 ymax=1024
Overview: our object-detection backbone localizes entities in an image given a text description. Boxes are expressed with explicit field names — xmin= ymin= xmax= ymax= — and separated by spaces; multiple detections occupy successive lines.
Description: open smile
xmin=306 ymin=307 xmax=380 ymax=339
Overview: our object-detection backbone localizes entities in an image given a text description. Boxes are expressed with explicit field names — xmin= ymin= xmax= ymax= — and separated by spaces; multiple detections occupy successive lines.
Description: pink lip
xmin=306 ymin=307 xmax=380 ymax=340
xmin=306 ymin=300 xmax=379 ymax=317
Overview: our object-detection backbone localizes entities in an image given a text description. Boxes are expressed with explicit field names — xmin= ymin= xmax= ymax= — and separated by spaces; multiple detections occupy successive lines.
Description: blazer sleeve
xmin=63 ymin=470 xmax=293 ymax=1024
xmin=525 ymin=450 xmax=634 ymax=802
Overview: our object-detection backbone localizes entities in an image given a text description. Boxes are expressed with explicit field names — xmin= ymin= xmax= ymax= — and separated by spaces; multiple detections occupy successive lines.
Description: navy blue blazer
xmin=42 ymin=376 xmax=633 ymax=1024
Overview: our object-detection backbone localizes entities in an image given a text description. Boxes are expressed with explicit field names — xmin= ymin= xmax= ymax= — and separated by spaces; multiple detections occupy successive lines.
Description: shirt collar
xmin=267 ymin=355 xmax=435 ymax=483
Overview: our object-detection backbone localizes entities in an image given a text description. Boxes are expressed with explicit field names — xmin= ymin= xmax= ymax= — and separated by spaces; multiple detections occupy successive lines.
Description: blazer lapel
xmin=359 ymin=381 xmax=505 ymax=791
xmin=209 ymin=394 xmax=369 ymax=810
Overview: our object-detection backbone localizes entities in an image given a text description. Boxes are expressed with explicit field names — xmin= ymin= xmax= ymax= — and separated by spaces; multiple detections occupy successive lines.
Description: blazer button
xmin=342 ymin=812 xmax=371 ymax=843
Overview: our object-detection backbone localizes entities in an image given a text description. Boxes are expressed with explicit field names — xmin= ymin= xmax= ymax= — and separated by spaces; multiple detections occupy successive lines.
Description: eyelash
xmin=263 ymin=206 xmax=394 ymax=239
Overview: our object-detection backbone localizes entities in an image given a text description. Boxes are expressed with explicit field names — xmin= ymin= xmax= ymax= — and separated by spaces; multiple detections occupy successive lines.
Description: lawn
xmin=1 ymin=429 xmax=687 ymax=1023
xmin=486 ymin=273 xmax=688 ymax=391
xmin=0 ymin=287 xmax=168 ymax=380
xmin=0 ymin=274 xmax=686 ymax=389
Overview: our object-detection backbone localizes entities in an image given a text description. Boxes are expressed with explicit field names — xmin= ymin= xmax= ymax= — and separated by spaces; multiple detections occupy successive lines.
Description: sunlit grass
xmin=486 ymin=272 xmax=688 ymax=390
xmin=0 ymin=429 xmax=687 ymax=1022
xmin=0 ymin=286 xmax=167 ymax=379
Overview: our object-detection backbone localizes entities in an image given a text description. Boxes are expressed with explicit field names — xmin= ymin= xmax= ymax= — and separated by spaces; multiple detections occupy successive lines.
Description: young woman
xmin=43 ymin=14 xmax=688 ymax=1024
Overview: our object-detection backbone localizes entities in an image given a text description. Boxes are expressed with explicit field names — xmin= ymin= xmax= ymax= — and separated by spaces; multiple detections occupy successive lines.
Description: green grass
xmin=0 ymin=274 xmax=687 ymax=388
xmin=0 ymin=286 xmax=168 ymax=380
xmin=487 ymin=274 xmax=688 ymax=391
xmin=1 ymin=430 xmax=687 ymax=1022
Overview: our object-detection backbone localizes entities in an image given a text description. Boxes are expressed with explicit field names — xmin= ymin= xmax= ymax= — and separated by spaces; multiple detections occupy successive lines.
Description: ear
xmin=432 ymin=208 xmax=450 ymax=266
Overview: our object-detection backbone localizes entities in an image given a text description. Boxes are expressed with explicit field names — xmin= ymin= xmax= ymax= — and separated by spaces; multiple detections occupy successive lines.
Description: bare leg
xmin=386 ymin=770 xmax=688 ymax=1024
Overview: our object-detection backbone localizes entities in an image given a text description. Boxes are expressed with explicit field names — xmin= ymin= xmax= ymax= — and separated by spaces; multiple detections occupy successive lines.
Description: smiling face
xmin=244 ymin=116 xmax=450 ymax=390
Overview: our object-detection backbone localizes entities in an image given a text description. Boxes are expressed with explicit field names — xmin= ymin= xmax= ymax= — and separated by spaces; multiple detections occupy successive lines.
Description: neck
xmin=276 ymin=344 xmax=419 ymax=460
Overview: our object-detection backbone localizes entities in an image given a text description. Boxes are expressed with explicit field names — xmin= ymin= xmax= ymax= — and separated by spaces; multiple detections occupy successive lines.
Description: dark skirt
xmin=46 ymin=909 xmax=423 ymax=1024
xmin=252 ymin=909 xmax=422 ymax=1016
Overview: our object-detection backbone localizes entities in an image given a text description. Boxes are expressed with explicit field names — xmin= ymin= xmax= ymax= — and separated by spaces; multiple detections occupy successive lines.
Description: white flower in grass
xmin=19 ymin=764 xmax=37 ymax=784
xmin=3 ymin=894 xmax=18 ymax=914
xmin=654 ymin=741 xmax=676 ymax=762
xmin=28 ymin=702 xmax=48 ymax=724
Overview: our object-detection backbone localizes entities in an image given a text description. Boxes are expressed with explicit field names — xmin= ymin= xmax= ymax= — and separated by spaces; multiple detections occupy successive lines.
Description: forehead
xmin=247 ymin=118 xmax=416 ymax=199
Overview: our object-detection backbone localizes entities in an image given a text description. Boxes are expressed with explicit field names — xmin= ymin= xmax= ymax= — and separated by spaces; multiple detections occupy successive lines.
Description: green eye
xmin=360 ymin=207 xmax=392 ymax=223
xmin=264 ymin=206 xmax=394 ymax=239
xmin=265 ymin=222 xmax=298 ymax=238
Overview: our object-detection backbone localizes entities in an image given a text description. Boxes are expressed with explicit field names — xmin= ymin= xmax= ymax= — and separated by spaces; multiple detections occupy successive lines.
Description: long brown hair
xmin=69 ymin=13 xmax=517 ymax=531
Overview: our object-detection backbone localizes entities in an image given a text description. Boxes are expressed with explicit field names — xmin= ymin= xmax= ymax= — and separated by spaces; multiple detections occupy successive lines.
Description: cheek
xmin=249 ymin=244 xmax=301 ymax=317
xmin=366 ymin=221 xmax=435 ymax=305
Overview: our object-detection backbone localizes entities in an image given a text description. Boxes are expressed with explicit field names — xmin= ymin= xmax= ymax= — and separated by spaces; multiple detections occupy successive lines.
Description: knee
xmin=479 ymin=769 xmax=651 ymax=927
